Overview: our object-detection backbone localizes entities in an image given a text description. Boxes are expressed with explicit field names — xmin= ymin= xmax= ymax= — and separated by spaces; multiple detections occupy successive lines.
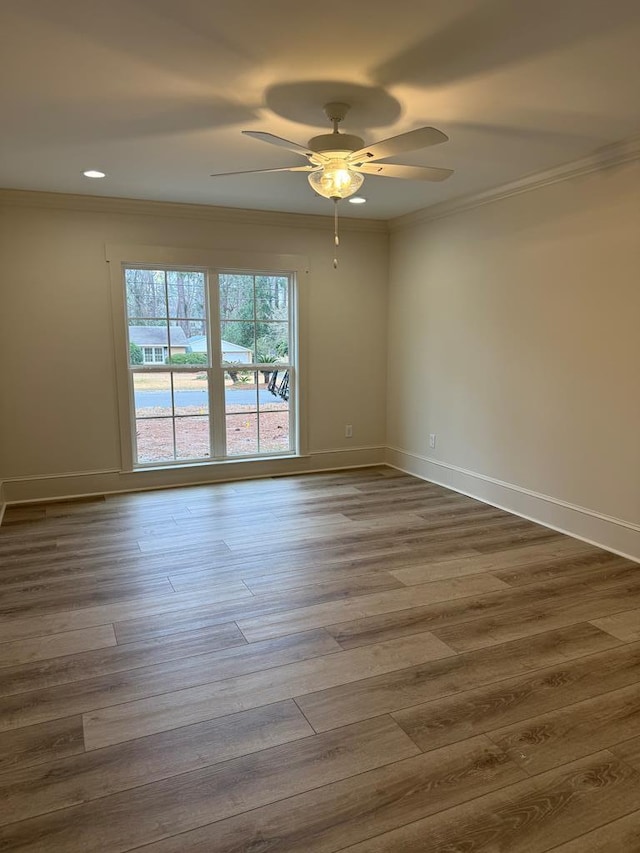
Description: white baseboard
xmin=386 ymin=446 xmax=640 ymax=562
xmin=6 ymin=445 xmax=636 ymax=564
xmin=1 ymin=446 xmax=386 ymax=507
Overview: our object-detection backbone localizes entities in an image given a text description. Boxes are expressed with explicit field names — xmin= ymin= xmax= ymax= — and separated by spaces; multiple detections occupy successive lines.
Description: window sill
xmin=128 ymin=453 xmax=308 ymax=474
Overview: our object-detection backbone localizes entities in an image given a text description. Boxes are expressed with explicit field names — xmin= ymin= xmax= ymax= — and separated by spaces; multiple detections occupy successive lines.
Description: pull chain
xmin=333 ymin=198 xmax=340 ymax=269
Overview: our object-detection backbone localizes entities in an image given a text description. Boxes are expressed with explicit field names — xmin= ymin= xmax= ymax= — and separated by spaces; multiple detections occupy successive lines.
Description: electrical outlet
xmin=345 ymin=424 xmax=353 ymax=438
xmin=429 ymin=433 xmax=436 ymax=449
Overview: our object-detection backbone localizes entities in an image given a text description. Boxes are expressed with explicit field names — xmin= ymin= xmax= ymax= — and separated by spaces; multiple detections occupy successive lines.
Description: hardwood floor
xmin=0 ymin=467 xmax=639 ymax=851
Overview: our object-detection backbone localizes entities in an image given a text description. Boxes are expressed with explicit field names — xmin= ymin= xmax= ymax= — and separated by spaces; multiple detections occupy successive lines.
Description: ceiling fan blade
xmin=349 ymin=127 xmax=448 ymax=164
xmin=242 ymin=130 xmax=312 ymax=157
xmin=357 ymin=162 xmax=453 ymax=182
xmin=210 ymin=165 xmax=317 ymax=177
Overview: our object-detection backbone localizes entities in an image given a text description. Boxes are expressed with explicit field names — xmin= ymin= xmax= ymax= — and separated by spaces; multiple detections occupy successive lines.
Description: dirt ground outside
xmin=133 ymin=372 xmax=290 ymax=461
xmin=135 ymin=405 xmax=290 ymax=461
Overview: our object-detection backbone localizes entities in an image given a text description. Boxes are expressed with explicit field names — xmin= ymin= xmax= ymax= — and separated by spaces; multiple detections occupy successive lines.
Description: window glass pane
xmin=126 ymin=269 xmax=167 ymax=318
xmin=226 ymin=413 xmax=258 ymax=456
xmin=175 ymin=416 xmax=210 ymax=460
xmin=256 ymin=366 xmax=271 ymax=397
xmin=172 ymin=369 xmax=207 ymax=392
xmin=129 ymin=320 xmax=168 ymax=365
xmin=255 ymin=275 xmax=289 ymax=322
xmin=167 ymin=323 xmax=189 ymax=361
xmin=167 ymin=271 xmax=206 ymax=320
xmin=225 ymin=370 xmax=258 ymax=412
xmin=165 ymin=321 xmax=208 ymax=366
xmin=262 ymin=368 xmax=290 ymax=403
xmin=136 ymin=418 xmax=174 ymax=463
xmin=133 ymin=373 xmax=172 ymax=418
xmin=259 ymin=411 xmax=290 ymax=453
xmin=260 ymin=370 xmax=289 ymax=411
xmin=221 ymin=321 xmax=255 ymax=363
xmin=183 ymin=319 xmax=208 ymax=364
xmin=173 ymin=374 xmax=208 ymax=416
xmin=219 ymin=274 xmax=254 ymax=320
xmin=256 ymin=321 xmax=289 ymax=363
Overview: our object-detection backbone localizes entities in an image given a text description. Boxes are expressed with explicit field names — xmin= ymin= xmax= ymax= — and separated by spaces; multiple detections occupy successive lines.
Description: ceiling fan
xmin=211 ymin=102 xmax=453 ymax=266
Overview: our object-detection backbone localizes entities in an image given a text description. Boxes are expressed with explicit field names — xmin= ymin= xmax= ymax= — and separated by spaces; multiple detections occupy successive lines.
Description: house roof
xmin=221 ymin=340 xmax=252 ymax=353
xmin=129 ymin=325 xmax=188 ymax=347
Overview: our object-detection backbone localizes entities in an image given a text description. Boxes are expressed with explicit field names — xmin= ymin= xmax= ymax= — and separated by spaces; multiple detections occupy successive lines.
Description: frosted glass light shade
xmin=308 ymin=160 xmax=364 ymax=199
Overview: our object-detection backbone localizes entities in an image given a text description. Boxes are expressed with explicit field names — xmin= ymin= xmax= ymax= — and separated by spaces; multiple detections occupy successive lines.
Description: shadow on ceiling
xmin=371 ymin=0 xmax=640 ymax=87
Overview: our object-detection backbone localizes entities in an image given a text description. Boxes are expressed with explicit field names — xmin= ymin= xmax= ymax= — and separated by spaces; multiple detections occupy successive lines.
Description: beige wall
xmin=0 ymin=196 xmax=388 ymax=492
xmin=387 ymin=161 xmax=640 ymax=557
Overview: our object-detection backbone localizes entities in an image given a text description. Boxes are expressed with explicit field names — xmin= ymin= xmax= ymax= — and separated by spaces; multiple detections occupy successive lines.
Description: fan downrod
xmin=323 ymin=102 xmax=351 ymax=130
xmin=308 ymin=103 xmax=364 ymax=155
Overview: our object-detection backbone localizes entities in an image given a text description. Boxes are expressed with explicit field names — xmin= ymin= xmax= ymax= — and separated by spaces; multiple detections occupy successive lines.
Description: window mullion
xmin=251 ymin=275 xmax=258 ymax=453
xmin=170 ymin=370 xmax=177 ymax=461
xmin=207 ymin=269 xmax=226 ymax=458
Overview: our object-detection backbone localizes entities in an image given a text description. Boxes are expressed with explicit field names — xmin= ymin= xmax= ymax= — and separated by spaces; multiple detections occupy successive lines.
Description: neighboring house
xmin=129 ymin=325 xmax=188 ymax=364
xmin=186 ymin=335 xmax=207 ymax=354
xmin=188 ymin=336 xmax=253 ymax=365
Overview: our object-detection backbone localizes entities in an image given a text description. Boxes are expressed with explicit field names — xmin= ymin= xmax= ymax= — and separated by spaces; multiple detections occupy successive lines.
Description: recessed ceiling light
xmin=348 ymin=196 xmax=367 ymax=204
xmin=82 ymin=169 xmax=106 ymax=179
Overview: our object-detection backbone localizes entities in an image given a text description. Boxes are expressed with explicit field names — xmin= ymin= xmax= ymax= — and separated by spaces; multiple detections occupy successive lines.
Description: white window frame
xmin=107 ymin=244 xmax=309 ymax=473
xmin=127 ymin=267 xmax=295 ymax=467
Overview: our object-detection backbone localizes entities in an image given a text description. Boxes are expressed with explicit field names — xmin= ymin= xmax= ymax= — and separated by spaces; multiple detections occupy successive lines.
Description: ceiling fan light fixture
xmin=308 ymin=160 xmax=364 ymax=200
xmin=222 ymin=106 xmax=452 ymax=268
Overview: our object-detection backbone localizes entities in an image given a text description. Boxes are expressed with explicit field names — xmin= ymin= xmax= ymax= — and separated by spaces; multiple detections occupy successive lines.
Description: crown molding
xmin=390 ymin=133 xmax=640 ymax=232
xmin=3 ymin=133 xmax=639 ymax=235
xmin=0 ymin=188 xmax=388 ymax=234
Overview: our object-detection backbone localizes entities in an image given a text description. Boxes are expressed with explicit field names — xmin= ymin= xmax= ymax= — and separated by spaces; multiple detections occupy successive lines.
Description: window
xmin=123 ymin=266 xmax=295 ymax=467
xmin=142 ymin=346 xmax=165 ymax=364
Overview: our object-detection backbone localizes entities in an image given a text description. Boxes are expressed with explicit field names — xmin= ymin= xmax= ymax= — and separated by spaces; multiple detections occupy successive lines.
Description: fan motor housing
xmin=308 ymin=133 xmax=364 ymax=156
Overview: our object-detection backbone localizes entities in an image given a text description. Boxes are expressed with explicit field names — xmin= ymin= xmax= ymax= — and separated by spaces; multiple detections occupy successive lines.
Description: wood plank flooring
xmin=0 ymin=467 xmax=639 ymax=851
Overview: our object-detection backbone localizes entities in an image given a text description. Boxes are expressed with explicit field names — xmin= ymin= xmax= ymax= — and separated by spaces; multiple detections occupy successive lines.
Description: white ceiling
xmin=2 ymin=0 xmax=640 ymax=219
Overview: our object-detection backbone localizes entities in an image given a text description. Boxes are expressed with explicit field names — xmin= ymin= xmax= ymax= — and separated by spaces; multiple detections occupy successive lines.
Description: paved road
xmin=135 ymin=389 xmax=279 ymax=408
